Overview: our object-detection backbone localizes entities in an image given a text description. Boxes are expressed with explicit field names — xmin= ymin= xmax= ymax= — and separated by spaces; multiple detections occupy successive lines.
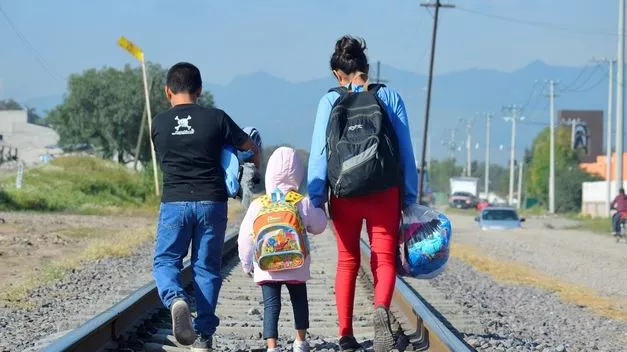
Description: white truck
xmin=449 ymin=177 xmax=479 ymax=209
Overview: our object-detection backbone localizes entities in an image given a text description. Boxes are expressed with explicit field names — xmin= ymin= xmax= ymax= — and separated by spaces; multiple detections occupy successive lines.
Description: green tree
xmin=429 ymin=158 xmax=463 ymax=194
xmin=469 ymin=161 xmax=510 ymax=197
xmin=45 ymin=62 xmax=214 ymax=163
xmin=526 ymin=126 xmax=601 ymax=212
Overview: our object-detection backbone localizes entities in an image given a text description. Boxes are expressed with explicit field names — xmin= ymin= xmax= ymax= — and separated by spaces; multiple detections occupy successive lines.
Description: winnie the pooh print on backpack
xmin=252 ymin=188 xmax=309 ymax=272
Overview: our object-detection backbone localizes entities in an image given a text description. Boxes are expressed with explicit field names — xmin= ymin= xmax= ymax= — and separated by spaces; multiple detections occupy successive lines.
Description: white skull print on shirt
xmin=172 ymin=115 xmax=195 ymax=135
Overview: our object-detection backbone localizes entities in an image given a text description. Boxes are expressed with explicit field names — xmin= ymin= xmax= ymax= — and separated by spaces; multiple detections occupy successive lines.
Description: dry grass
xmin=451 ymin=243 xmax=627 ymax=321
xmin=0 ymin=226 xmax=154 ymax=307
xmin=1 ymin=200 xmax=245 ymax=308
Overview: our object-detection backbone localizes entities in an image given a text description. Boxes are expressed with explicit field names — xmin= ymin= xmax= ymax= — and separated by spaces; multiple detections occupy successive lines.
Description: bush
xmin=0 ymin=156 xmax=157 ymax=212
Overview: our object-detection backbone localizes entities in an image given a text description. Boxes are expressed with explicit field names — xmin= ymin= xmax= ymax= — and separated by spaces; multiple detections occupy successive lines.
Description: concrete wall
xmin=0 ymin=110 xmax=59 ymax=165
xmin=581 ymin=180 xmax=627 ymax=217
xmin=0 ymin=109 xmax=28 ymax=136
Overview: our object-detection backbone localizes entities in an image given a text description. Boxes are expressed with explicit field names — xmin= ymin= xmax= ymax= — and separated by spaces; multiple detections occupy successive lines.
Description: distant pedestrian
xmin=221 ymin=126 xmax=262 ymax=209
xmin=151 ymin=62 xmax=260 ymax=351
xmin=238 ymin=147 xmax=327 ymax=352
xmin=239 ymin=126 xmax=263 ymax=208
xmin=611 ymin=187 xmax=627 ymax=235
xmin=307 ymin=35 xmax=418 ymax=352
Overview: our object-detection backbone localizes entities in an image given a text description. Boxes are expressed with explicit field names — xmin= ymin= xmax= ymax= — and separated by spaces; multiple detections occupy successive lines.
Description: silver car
xmin=474 ymin=207 xmax=525 ymax=230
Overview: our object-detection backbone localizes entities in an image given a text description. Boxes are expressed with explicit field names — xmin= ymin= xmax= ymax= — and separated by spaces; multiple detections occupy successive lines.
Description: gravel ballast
xmin=431 ymin=258 xmax=627 ymax=352
xmin=0 ymin=222 xmax=239 ymax=352
xmin=0 ymin=241 xmax=154 ymax=352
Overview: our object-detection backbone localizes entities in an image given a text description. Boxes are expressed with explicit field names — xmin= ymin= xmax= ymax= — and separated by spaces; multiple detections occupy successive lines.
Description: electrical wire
xmin=456 ymin=6 xmax=619 ymax=37
xmin=560 ymin=65 xmax=603 ymax=93
xmin=558 ymin=63 xmax=600 ymax=93
xmin=567 ymin=73 xmax=608 ymax=93
xmin=0 ymin=4 xmax=60 ymax=83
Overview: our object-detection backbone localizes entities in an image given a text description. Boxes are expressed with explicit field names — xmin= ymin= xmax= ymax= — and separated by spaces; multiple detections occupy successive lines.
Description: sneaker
xmin=339 ymin=336 xmax=362 ymax=352
xmin=293 ymin=340 xmax=310 ymax=352
xmin=170 ymin=298 xmax=196 ymax=345
xmin=191 ymin=334 xmax=213 ymax=352
xmin=373 ymin=306 xmax=397 ymax=352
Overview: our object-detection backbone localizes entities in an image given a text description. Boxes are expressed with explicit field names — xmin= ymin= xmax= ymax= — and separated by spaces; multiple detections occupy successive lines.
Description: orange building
xmin=580 ymin=152 xmax=627 ymax=180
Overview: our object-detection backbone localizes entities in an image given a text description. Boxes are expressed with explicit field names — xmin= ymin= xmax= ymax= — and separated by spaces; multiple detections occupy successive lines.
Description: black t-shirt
xmin=152 ymin=104 xmax=248 ymax=202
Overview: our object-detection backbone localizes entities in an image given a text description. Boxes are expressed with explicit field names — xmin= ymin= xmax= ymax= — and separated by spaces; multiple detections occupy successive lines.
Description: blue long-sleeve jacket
xmin=307 ymin=84 xmax=418 ymax=208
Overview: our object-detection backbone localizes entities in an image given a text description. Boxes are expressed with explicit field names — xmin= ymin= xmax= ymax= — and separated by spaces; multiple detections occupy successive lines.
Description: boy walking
xmin=151 ymin=62 xmax=260 ymax=351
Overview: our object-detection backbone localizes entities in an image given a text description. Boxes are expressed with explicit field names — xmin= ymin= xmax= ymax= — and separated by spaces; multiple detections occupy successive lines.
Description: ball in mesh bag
xmin=398 ymin=212 xmax=452 ymax=279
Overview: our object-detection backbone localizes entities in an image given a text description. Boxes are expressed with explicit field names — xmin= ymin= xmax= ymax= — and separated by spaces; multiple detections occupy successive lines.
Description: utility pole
xmin=546 ymin=80 xmax=559 ymax=214
xmin=504 ymin=105 xmax=524 ymax=206
xmin=517 ymin=159 xmax=524 ymax=209
xmin=616 ymin=0 xmax=625 ymax=194
xmin=374 ymin=61 xmax=389 ymax=84
xmin=463 ymin=118 xmax=474 ymax=177
xmin=444 ymin=128 xmax=458 ymax=159
xmin=606 ymin=59 xmax=616 ymax=215
xmin=133 ymin=103 xmax=148 ymax=170
xmin=133 ymin=76 xmax=153 ymax=171
xmin=483 ymin=113 xmax=493 ymax=198
xmin=418 ymin=0 xmax=455 ymax=204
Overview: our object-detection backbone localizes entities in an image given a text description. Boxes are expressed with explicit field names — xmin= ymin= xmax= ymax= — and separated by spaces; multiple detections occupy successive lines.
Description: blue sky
xmin=0 ymin=0 xmax=620 ymax=102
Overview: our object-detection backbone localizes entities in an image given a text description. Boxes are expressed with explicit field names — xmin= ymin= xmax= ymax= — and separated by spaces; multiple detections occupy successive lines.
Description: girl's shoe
xmin=293 ymin=340 xmax=310 ymax=352
xmin=339 ymin=336 xmax=362 ymax=352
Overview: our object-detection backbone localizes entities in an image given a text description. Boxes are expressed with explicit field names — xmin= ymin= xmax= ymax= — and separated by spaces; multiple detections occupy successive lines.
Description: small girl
xmin=238 ymin=147 xmax=327 ymax=352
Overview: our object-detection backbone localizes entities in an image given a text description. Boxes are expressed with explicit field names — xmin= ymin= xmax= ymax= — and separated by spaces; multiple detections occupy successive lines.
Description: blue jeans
xmin=261 ymin=282 xmax=309 ymax=339
xmin=153 ymin=201 xmax=228 ymax=336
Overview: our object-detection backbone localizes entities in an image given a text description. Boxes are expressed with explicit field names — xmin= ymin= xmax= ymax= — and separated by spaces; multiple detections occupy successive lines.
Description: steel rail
xmin=42 ymin=232 xmax=471 ymax=352
xmin=359 ymin=239 xmax=472 ymax=352
xmin=42 ymin=231 xmax=239 ymax=352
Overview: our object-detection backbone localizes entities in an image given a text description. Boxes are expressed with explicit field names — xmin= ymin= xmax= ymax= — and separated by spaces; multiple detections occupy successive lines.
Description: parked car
xmin=449 ymin=191 xmax=477 ymax=209
xmin=476 ymin=199 xmax=490 ymax=212
xmin=474 ymin=207 xmax=525 ymax=230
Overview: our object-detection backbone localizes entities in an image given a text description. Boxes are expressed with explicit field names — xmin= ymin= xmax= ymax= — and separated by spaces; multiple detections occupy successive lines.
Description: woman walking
xmin=307 ymin=35 xmax=418 ymax=352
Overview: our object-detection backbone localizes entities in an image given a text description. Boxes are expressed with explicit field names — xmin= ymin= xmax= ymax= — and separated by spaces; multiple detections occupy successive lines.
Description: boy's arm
xmin=239 ymin=138 xmax=261 ymax=169
xmin=301 ymin=197 xmax=328 ymax=235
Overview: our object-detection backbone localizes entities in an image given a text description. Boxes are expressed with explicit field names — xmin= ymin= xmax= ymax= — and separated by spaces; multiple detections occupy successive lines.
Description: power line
xmin=456 ymin=6 xmax=620 ymax=37
xmin=559 ymin=63 xmax=601 ymax=93
xmin=521 ymin=80 xmax=548 ymax=110
xmin=566 ymin=71 xmax=608 ymax=93
xmin=0 ymin=4 xmax=60 ymax=83
xmin=560 ymin=65 xmax=604 ymax=93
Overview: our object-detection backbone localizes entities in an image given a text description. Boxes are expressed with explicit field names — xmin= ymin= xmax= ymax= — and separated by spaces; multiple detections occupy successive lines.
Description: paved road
xmin=447 ymin=211 xmax=627 ymax=299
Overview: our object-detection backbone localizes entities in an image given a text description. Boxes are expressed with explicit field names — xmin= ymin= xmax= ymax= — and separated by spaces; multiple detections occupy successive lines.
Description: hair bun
xmin=330 ymin=35 xmax=369 ymax=75
xmin=336 ymin=36 xmax=366 ymax=59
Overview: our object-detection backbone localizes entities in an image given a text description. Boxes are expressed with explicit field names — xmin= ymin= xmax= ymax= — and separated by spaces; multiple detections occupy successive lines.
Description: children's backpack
xmin=252 ymin=189 xmax=308 ymax=272
xmin=326 ymin=83 xmax=402 ymax=198
xmin=397 ymin=204 xmax=452 ymax=279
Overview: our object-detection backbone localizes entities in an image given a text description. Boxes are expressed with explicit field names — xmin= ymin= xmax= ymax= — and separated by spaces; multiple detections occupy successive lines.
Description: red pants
xmin=330 ymin=187 xmax=400 ymax=337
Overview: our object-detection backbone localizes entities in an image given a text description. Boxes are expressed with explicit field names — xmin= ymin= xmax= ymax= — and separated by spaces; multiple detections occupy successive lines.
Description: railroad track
xmin=41 ymin=228 xmax=472 ymax=352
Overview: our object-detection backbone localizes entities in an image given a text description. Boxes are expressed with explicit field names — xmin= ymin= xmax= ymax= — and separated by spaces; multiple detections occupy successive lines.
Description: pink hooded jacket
xmin=237 ymin=147 xmax=328 ymax=284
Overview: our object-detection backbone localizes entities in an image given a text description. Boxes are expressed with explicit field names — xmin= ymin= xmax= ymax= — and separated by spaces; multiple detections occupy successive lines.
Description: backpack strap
xmin=328 ymin=86 xmax=349 ymax=95
xmin=367 ymin=83 xmax=386 ymax=94
xmin=258 ymin=190 xmax=304 ymax=206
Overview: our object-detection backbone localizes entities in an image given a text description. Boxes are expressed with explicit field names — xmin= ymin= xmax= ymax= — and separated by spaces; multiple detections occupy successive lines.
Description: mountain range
xmin=23 ymin=60 xmax=614 ymax=165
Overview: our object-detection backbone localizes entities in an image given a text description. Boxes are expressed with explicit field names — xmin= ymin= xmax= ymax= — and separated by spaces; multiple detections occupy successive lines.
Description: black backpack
xmin=325 ymin=83 xmax=402 ymax=198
